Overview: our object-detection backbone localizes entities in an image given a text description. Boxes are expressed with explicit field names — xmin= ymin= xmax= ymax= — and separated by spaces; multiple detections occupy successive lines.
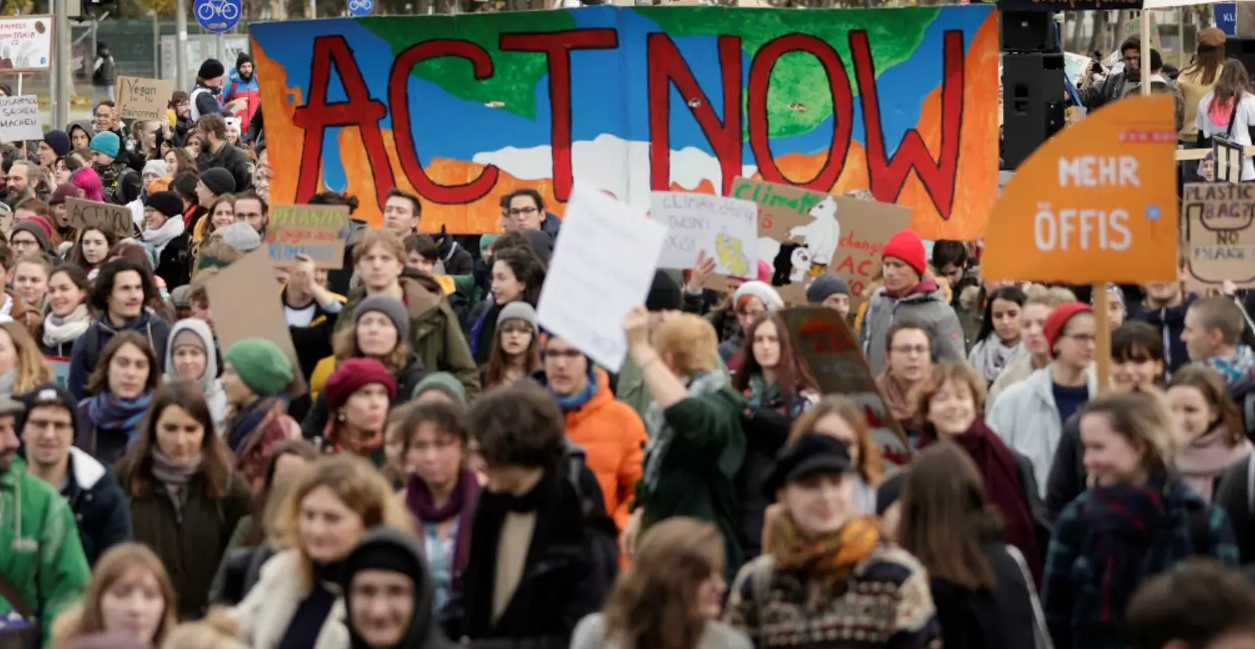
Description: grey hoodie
xmin=857 ymin=278 xmax=966 ymax=376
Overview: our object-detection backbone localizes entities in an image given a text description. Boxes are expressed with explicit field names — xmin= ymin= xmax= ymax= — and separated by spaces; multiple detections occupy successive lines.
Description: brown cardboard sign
xmin=1183 ymin=183 xmax=1255 ymax=290
xmin=115 ymin=76 xmax=177 ymax=121
xmin=65 ymin=197 xmax=134 ymax=239
xmin=206 ymin=247 xmax=308 ymax=397
xmin=266 ymin=204 xmax=350 ymax=269
xmin=729 ymin=177 xmax=912 ymax=303
xmin=783 ymin=306 xmax=911 ymax=469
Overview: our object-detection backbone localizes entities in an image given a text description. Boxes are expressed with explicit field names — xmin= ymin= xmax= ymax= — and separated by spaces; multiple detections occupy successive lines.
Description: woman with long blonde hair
xmin=0 ymin=319 xmax=54 ymax=398
xmin=573 ymin=517 xmax=751 ymax=649
xmin=230 ymin=453 xmax=414 ymax=649
xmin=52 ymin=543 xmax=179 ymax=649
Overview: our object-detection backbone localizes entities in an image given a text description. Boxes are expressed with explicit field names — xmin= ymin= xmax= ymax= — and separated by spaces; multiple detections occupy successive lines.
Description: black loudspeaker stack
xmin=1001 ymin=11 xmax=1066 ymax=171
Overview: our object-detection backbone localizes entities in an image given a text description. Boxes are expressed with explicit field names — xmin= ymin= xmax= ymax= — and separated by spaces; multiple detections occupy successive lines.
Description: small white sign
xmin=650 ymin=191 xmax=758 ymax=277
xmin=538 ymin=184 xmax=667 ymax=372
xmin=0 ymin=96 xmax=43 ymax=142
xmin=0 ymin=16 xmax=52 ymax=71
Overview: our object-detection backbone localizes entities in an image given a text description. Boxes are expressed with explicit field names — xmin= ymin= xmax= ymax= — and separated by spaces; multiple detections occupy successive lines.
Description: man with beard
xmin=224 ymin=52 xmax=260 ymax=135
xmin=1078 ymin=36 xmax=1145 ymax=111
xmin=194 ymin=114 xmax=252 ymax=193
xmin=0 ymin=394 xmax=92 ymax=639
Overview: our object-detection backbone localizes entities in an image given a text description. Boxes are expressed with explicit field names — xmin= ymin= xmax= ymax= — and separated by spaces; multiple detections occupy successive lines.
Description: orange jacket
xmin=563 ymin=369 xmax=647 ymax=532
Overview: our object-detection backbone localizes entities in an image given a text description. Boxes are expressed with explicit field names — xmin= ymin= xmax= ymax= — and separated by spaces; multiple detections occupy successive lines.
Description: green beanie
xmin=412 ymin=372 xmax=466 ymax=405
xmin=224 ymin=339 xmax=294 ymax=397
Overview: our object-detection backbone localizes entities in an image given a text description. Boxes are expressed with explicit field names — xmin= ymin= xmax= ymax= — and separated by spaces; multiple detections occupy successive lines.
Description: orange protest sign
xmin=982 ymin=94 xmax=1179 ymax=285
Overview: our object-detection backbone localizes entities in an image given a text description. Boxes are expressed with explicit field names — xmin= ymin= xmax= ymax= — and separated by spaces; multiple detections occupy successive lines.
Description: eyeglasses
xmin=1064 ymin=333 xmax=1097 ymax=344
xmin=11 ymin=239 xmax=37 ymax=248
xmin=891 ymin=345 xmax=930 ymax=356
xmin=508 ymin=207 xmax=538 ymax=217
xmin=1121 ymin=56 xmax=1138 ymax=63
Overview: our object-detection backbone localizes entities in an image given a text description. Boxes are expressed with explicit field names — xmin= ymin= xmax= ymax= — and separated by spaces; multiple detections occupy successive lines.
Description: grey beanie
xmin=219 ymin=222 xmax=261 ymax=252
xmin=354 ymin=294 xmax=410 ymax=342
xmin=497 ymin=301 xmax=538 ymax=329
xmin=412 ymin=371 xmax=467 ymax=405
xmin=806 ymin=274 xmax=851 ymax=304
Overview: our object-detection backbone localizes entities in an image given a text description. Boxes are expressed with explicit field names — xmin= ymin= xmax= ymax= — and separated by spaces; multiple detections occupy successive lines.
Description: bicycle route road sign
xmin=194 ymin=0 xmax=241 ymax=33
xmin=348 ymin=0 xmax=373 ymax=16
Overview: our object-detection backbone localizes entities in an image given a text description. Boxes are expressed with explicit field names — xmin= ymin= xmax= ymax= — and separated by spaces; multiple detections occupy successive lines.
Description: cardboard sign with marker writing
xmin=206 ymin=247 xmax=308 ymax=397
xmin=1183 ymin=183 xmax=1255 ymax=289
xmin=115 ymin=76 xmax=177 ymax=121
xmin=266 ymin=204 xmax=350 ymax=269
xmin=65 ymin=197 xmax=134 ymax=239
xmin=649 ymin=192 xmax=757 ymax=278
xmin=783 ymin=307 xmax=911 ymax=469
xmin=728 ymin=177 xmax=911 ymax=303
xmin=982 ymin=94 xmax=1179 ymax=284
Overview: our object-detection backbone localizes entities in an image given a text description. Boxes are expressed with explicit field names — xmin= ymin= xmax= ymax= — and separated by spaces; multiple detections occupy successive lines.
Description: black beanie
xmin=236 ymin=51 xmax=253 ymax=68
xmin=645 ymin=271 xmax=681 ymax=312
xmin=200 ymin=167 xmax=236 ymax=196
xmin=147 ymin=191 xmax=183 ymax=219
xmin=198 ymin=58 xmax=225 ymax=81
xmin=116 ymin=171 xmax=143 ymax=205
xmin=172 ymin=172 xmax=199 ymax=201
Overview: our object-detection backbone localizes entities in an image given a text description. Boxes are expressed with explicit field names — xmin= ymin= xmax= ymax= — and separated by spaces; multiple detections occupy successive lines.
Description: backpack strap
xmin=1247 ymin=453 xmax=1255 ymax=514
xmin=1245 ymin=390 xmax=1255 ymax=441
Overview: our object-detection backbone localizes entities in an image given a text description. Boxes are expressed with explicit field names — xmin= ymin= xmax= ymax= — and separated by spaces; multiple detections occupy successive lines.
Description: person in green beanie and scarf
xmin=221 ymin=339 xmax=301 ymax=492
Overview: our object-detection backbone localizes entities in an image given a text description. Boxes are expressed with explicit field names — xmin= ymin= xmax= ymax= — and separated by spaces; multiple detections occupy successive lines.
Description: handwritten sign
xmin=266 ymin=204 xmax=350 ymax=269
xmin=0 ymin=96 xmax=41 ymax=142
xmin=537 ymin=183 xmax=667 ymax=372
xmin=783 ymin=307 xmax=911 ymax=469
xmin=115 ymin=76 xmax=177 ymax=121
xmin=983 ymin=94 xmax=1179 ymax=285
xmin=1183 ymin=183 xmax=1255 ymax=289
xmin=65 ymin=197 xmax=134 ymax=239
xmin=649 ymin=192 xmax=756 ymax=277
xmin=729 ymin=177 xmax=911 ymax=302
xmin=0 ymin=16 xmax=52 ymax=72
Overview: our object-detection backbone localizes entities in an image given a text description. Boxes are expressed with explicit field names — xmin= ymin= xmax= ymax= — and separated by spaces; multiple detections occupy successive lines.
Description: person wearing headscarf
xmin=341 ymin=528 xmax=454 ymax=649
xmin=165 ymin=318 xmax=227 ymax=435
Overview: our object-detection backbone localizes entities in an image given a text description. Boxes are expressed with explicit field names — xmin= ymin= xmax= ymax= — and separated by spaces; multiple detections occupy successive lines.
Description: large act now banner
xmin=251 ymin=5 xmax=999 ymax=237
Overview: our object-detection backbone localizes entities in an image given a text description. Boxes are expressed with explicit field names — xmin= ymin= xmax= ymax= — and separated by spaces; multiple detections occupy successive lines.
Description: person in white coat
xmin=987 ymin=302 xmax=1099 ymax=496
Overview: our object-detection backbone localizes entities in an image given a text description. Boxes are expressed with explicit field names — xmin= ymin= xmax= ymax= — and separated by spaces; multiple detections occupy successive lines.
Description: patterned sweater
xmin=723 ymin=542 xmax=942 ymax=649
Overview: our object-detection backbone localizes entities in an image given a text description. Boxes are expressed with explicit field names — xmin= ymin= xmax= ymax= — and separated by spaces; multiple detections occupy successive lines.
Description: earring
xmin=336 ymin=412 xmax=347 ymax=424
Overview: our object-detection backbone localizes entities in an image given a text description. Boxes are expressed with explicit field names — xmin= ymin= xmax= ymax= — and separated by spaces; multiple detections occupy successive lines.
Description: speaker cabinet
xmin=1002 ymin=53 xmax=1066 ymax=170
xmin=1002 ymin=12 xmax=1056 ymax=54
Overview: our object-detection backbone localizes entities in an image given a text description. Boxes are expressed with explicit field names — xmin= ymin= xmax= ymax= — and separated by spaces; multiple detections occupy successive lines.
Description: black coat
xmin=1215 ymin=456 xmax=1255 ymax=564
xmin=196 ymin=143 xmax=253 ymax=194
xmin=154 ymin=231 xmax=192 ymax=290
xmin=931 ymin=542 xmax=1038 ymax=649
xmin=63 ymin=447 xmax=132 ymax=566
xmin=445 ymin=472 xmax=615 ymax=649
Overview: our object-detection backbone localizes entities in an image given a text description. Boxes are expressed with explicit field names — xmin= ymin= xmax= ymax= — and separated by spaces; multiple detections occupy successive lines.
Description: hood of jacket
xmin=341 ymin=528 xmax=450 ymax=649
xmin=163 ymin=317 xmax=219 ymax=394
xmin=399 ymin=271 xmax=443 ymax=318
xmin=67 ymin=120 xmax=95 ymax=141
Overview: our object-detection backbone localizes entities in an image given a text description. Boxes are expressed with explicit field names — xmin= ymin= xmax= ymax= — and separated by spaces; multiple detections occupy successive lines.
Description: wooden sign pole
xmin=1093 ymin=285 xmax=1111 ymax=396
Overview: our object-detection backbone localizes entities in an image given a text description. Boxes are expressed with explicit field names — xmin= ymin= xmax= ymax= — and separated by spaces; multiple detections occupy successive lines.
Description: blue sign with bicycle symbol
xmin=194 ymin=0 xmax=241 ymax=33
xmin=348 ymin=0 xmax=373 ymax=16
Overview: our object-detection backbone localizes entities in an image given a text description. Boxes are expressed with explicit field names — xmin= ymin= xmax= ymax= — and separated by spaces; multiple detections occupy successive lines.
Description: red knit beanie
xmin=1043 ymin=302 xmax=1094 ymax=356
xmin=323 ymin=358 xmax=398 ymax=414
xmin=881 ymin=229 xmax=927 ymax=276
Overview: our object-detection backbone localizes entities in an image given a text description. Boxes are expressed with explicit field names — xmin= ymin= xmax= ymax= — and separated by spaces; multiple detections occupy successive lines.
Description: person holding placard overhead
xmin=1194 ymin=59 xmax=1255 ymax=182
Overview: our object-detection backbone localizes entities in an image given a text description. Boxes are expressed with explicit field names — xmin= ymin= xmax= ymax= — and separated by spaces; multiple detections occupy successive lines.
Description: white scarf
xmin=142 ymin=215 xmax=186 ymax=257
xmin=970 ymin=334 xmax=1026 ymax=384
xmin=43 ymin=304 xmax=92 ymax=347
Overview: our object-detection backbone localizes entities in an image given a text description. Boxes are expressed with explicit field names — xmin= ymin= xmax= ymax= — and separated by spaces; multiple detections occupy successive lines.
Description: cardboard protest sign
xmin=1183 ymin=183 xmax=1255 ymax=290
xmin=266 ymin=204 xmax=350 ymax=269
xmin=206 ymin=247 xmax=309 ymax=396
xmin=537 ymin=183 xmax=667 ymax=372
xmin=783 ymin=307 xmax=911 ymax=469
xmin=115 ymin=76 xmax=177 ymax=121
xmin=65 ymin=197 xmax=135 ymax=239
xmin=729 ymin=177 xmax=911 ymax=302
xmin=649 ymin=192 xmax=756 ymax=278
xmin=982 ymin=94 xmax=1179 ymax=285
xmin=0 ymin=96 xmax=42 ymax=142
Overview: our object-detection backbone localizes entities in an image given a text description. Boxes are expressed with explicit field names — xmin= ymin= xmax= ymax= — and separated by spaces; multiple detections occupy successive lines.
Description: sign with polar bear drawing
xmin=650 ymin=192 xmax=758 ymax=277
xmin=730 ymin=177 xmax=912 ymax=303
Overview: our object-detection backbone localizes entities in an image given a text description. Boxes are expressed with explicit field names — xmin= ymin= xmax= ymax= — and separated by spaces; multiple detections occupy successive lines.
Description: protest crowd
xmin=7 ymin=20 xmax=1255 ymax=649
